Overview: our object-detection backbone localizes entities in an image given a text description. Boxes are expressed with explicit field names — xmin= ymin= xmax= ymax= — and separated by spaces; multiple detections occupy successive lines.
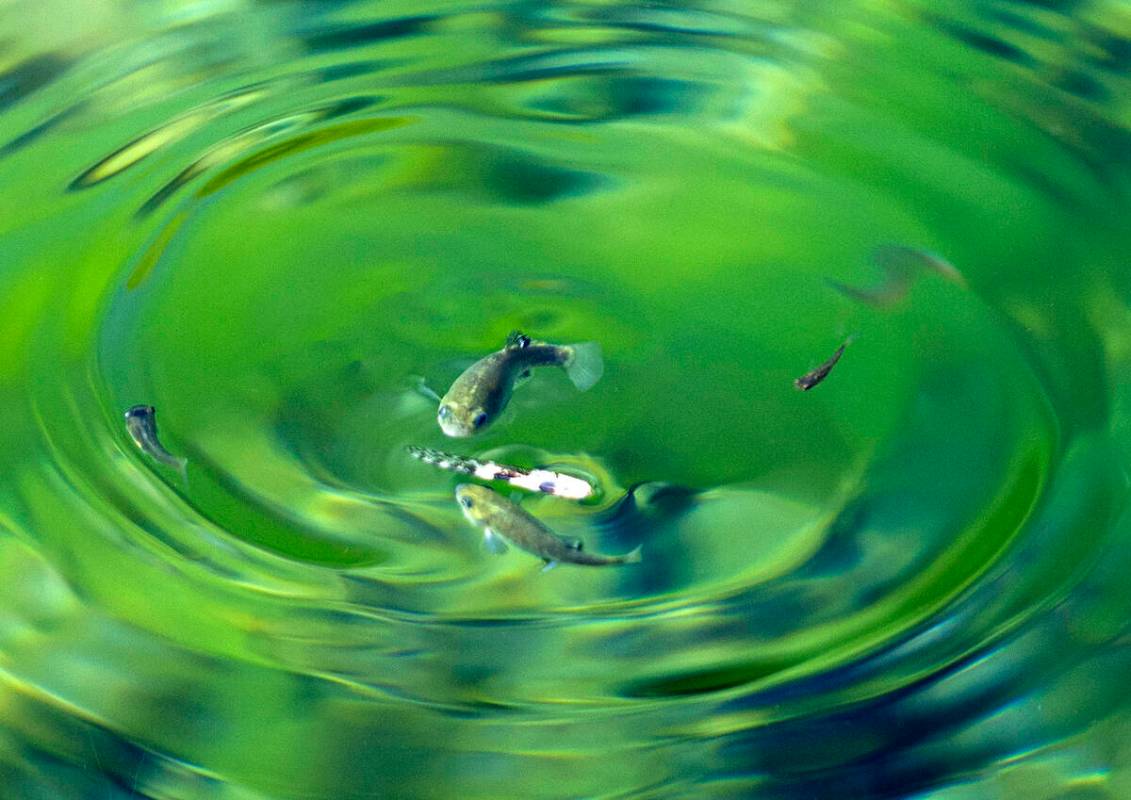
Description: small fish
xmin=873 ymin=245 xmax=966 ymax=288
xmin=124 ymin=405 xmax=187 ymax=479
xmin=407 ymin=445 xmax=594 ymax=500
xmin=794 ymin=337 xmax=853 ymax=391
xmin=455 ymin=483 xmax=641 ymax=569
xmin=437 ymin=331 xmax=603 ymax=437
xmin=829 ymin=245 xmax=964 ymax=308
xmin=826 ymin=276 xmax=910 ymax=309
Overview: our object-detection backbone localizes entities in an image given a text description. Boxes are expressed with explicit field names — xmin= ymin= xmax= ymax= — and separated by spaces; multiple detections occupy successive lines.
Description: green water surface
xmin=1 ymin=0 xmax=1130 ymax=798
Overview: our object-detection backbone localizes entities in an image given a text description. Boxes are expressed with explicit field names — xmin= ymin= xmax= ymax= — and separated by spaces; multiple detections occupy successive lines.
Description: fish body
xmin=407 ymin=445 xmax=594 ymax=500
xmin=873 ymin=244 xmax=966 ymax=288
xmin=437 ymin=331 xmax=602 ymax=437
xmin=794 ymin=338 xmax=852 ymax=391
xmin=454 ymin=483 xmax=640 ymax=568
xmin=124 ymin=405 xmax=187 ymax=478
xmin=826 ymin=277 xmax=909 ymax=308
xmin=829 ymin=245 xmax=964 ymax=308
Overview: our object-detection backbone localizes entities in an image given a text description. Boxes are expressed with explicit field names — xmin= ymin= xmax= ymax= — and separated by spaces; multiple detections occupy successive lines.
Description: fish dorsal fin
xmin=505 ymin=330 xmax=532 ymax=350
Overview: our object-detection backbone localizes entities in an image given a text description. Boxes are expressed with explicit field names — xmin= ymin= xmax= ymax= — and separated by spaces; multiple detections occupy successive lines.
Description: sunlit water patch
xmin=1 ymin=0 xmax=1130 ymax=798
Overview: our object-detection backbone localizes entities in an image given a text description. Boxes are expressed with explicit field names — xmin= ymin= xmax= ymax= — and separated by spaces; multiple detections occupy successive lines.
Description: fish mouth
xmin=438 ymin=417 xmax=474 ymax=437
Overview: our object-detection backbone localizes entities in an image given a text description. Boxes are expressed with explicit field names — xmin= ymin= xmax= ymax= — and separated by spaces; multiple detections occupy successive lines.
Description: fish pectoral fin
xmin=407 ymin=374 xmax=441 ymax=402
xmin=541 ymin=559 xmax=557 ymax=573
xmin=483 ymin=529 xmax=509 ymax=555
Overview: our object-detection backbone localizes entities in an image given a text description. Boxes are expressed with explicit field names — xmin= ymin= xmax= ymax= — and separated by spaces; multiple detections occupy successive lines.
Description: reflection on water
xmin=1 ymin=0 xmax=1130 ymax=797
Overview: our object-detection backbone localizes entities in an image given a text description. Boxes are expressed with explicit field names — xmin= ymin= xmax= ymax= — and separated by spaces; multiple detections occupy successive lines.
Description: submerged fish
xmin=829 ymin=245 xmax=964 ymax=308
xmin=437 ymin=331 xmax=603 ymax=438
xmin=794 ymin=337 xmax=853 ymax=391
xmin=407 ymin=445 xmax=594 ymax=500
xmin=874 ymin=244 xmax=966 ymax=288
xmin=455 ymin=483 xmax=641 ymax=569
xmin=124 ymin=405 xmax=187 ymax=479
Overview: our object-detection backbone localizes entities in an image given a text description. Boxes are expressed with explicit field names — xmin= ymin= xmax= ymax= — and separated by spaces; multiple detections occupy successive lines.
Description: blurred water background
xmin=1 ymin=0 xmax=1130 ymax=797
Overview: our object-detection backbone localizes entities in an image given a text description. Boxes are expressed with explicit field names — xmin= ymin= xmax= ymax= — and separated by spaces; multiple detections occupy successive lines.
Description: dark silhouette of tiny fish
xmin=406 ymin=445 xmax=594 ymax=499
xmin=794 ymin=338 xmax=853 ymax=391
xmin=829 ymin=245 xmax=965 ymax=308
xmin=124 ymin=405 xmax=187 ymax=481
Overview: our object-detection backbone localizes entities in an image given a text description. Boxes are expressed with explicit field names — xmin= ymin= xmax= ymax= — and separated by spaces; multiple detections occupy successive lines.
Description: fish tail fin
xmin=564 ymin=341 xmax=603 ymax=391
xmin=620 ymin=545 xmax=643 ymax=564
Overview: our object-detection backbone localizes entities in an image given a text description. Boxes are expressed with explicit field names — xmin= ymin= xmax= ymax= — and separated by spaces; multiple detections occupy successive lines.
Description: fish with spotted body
xmin=407 ymin=445 xmax=594 ymax=500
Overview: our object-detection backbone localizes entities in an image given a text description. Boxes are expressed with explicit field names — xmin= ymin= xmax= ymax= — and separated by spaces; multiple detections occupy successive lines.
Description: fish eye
xmin=459 ymin=496 xmax=474 ymax=509
xmin=438 ymin=406 xmax=452 ymax=419
xmin=473 ymin=412 xmax=488 ymax=428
